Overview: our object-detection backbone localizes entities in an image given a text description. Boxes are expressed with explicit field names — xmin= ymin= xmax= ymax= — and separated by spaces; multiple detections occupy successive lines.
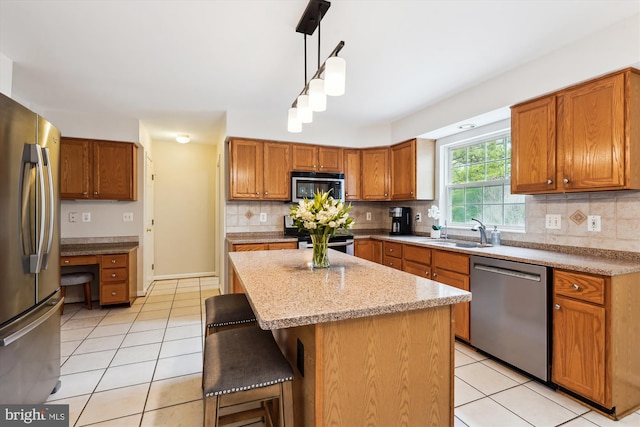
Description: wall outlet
xmin=82 ymin=212 xmax=91 ymax=222
xmin=587 ymin=215 xmax=601 ymax=232
xmin=415 ymin=213 xmax=422 ymax=222
xmin=545 ymin=214 xmax=561 ymax=230
xmin=259 ymin=212 xmax=267 ymax=222
xmin=123 ymin=212 xmax=134 ymax=222
xmin=366 ymin=212 xmax=372 ymax=221
xmin=68 ymin=212 xmax=78 ymax=222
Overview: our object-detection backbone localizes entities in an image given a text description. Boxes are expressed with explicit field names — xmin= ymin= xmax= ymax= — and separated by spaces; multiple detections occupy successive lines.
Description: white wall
xmin=0 ymin=52 xmax=12 ymax=97
xmin=153 ymin=140 xmax=217 ymax=279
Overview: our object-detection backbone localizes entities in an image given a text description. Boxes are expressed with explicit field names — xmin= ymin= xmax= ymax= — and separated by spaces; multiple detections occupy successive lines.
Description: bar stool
xmin=203 ymin=326 xmax=294 ymax=427
xmin=204 ymin=294 xmax=256 ymax=336
xmin=60 ymin=272 xmax=94 ymax=315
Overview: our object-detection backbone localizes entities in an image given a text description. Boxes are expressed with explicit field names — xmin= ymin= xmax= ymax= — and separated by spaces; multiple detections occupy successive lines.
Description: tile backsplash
xmin=226 ymin=190 xmax=640 ymax=252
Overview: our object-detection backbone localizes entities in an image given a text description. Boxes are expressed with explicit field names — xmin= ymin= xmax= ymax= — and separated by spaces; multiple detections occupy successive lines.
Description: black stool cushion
xmin=203 ymin=327 xmax=294 ymax=397
xmin=205 ymin=294 xmax=256 ymax=328
xmin=61 ymin=272 xmax=94 ymax=287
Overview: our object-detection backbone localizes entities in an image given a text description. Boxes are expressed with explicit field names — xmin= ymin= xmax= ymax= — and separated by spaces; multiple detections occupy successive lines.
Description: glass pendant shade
xmin=296 ymin=94 xmax=313 ymax=123
xmin=324 ymin=56 xmax=346 ymax=96
xmin=288 ymin=108 xmax=302 ymax=133
xmin=308 ymin=78 xmax=327 ymax=112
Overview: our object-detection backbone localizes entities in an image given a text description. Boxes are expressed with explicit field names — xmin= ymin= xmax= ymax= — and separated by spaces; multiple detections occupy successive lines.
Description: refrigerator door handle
xmin=0 ymin=298 xmax=63 ymax=347
xmin=25 ymin=144 xmax=46 ymax=274
xmin=41 ymin=147 xmax=55 ymax=270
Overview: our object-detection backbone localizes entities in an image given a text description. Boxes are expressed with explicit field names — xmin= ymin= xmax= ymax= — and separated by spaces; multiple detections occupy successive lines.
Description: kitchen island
xmin=228 ymin=249 xmax=471 ymax=427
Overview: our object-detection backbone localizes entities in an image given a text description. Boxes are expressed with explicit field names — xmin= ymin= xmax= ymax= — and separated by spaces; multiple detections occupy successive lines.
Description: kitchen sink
xmin=424 ymin=240 xmax=492 ymax=249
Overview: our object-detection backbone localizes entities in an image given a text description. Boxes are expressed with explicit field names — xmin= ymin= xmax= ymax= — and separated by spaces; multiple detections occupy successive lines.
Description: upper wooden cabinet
xmin=343 ymin=149 xmax=361 ymax=201
xmin=60 ymin=137 xmax=137 ymax=200
xmin=361 ymin=147 xmax=390 ymax=200
xmin=511 ymin=68 xmax=640 ymax=194
xmin=229 ymin=138 xmax=290 ymax=200
xmin=390 ymin=138 xmax=435 ymax=200
xmin=291 ymin=144 xmax=343 ymax=173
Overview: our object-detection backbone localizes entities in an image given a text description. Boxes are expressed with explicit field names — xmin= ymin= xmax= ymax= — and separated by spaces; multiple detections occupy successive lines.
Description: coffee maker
xmin=389 ymin=207 xmax=412 ymax=235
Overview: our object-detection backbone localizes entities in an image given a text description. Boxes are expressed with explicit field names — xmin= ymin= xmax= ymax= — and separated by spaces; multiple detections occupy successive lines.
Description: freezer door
xmin=0 ymin=294 xmax=62 ymax=404
xmin=36 ymin=116 xmax=61 ymax=304
xmin=0 ymin=94 xmax=38 ymax=326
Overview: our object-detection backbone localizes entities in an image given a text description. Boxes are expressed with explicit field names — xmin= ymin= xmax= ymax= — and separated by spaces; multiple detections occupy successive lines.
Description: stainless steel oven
xmin=283 ymin=216 xmax=354 ymax=255
xmin=291 ymin=172 xmax=344 ymax=203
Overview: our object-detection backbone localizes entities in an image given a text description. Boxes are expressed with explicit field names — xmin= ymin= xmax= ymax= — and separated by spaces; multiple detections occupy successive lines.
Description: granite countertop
xmin=228 ymin=249 xmax=471 ymax=330
xmin=60 ymin=236 xmax=139 ymax=256
xmin=226 ymin=232 xmax=640 ymax=276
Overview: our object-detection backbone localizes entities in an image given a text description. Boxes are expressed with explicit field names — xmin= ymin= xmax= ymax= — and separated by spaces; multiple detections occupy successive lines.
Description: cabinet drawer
xmin=101 ymin=267 xmax=128 ymax=283
xmin=384 ymin=242 xmax=403 ymax=257
xmin=433 ymin=250 xmax=469 ymax=274
xmin=403 ymin=244 xmax=431 ymax=265
xmin=101 ymin=254 xmax=128 ymax=268
xmin=60 ymin=255 xmax=98 ymax=266
xmin=555 ymin=270 xmax=605 ymax=305
xmin=383 ymin=255 xmax=403 ymax=270
xmin=404 ymin=260 xmax=431 ymax=278
xmin=268 ymin=242 xmax=298 ymax=250
xmin=101 ymin=283 xmax=128 ymax=304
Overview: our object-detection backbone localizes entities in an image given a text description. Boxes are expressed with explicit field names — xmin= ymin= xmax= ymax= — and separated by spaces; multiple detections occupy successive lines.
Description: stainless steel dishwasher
xmin=470 ymin=255 xmax=550 ymax=382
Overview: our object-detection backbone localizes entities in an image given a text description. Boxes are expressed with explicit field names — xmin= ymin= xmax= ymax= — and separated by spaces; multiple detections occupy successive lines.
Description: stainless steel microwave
xmin=291 ymin=172 xmax=345 ymax=203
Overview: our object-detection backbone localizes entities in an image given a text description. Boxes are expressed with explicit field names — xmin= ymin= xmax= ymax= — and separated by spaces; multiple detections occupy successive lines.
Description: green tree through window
xmin=446 ymin=134 xmax=525 ymax=228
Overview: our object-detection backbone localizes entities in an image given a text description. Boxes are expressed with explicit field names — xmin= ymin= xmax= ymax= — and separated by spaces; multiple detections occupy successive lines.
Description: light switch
xmin=123 ymin=212 xmax=134 ymax=222
xmin=366 ymin=212 xmax=372 ymax=221
xmin=69 ymin=212 xmax=78 ymax=222
xmin=259 ymin=212 xmax=267 ymax=222
xmin=587 ymin=215 xmax=601 ymax=232
xmin=545 ymin=214 xmax=561 ymax=230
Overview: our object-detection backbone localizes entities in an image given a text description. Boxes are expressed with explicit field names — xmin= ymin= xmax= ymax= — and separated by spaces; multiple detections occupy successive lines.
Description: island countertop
xmin=228 ymin=248 xmax=471 ymax=330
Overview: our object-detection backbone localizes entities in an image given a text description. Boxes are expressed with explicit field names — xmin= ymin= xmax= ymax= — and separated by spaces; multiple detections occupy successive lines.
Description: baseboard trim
xmin=152 ymin=271 xmax=218 ymax=281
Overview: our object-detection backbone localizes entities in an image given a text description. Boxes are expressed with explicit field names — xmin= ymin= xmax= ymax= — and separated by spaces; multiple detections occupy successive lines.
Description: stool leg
xmin=60 ymin=286 xmax=66 ymax=315
xmin=282 ymin=381 xmax=294 ymax=427
xmin=204 ymin=395 xmax=220 ymax=427
xmin=84 ymin=282 xmax=92 ymax=310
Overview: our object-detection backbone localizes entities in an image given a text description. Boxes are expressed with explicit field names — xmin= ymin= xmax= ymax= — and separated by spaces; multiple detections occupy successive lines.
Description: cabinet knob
xmin=264 ymin=191 xmax=269 ymax=195
xmin=425 ymin=271 xmax=429 ymax=276
xmin=345 ymin=192 xmax=349 ymax=196
xmin=111 ymin=273 xmax=116 ymax=278
xmin=389 ymin=248 xmax=393 ymax=252
xmin=563 ymin=178 xmax=570 ymax=184
xmin=384 ymin=193 xmax=388 ymax=197
xmin=554 ymin=304 xmax=561 ymax=310
xmin=389 ymin=262 xmax=393 ymax=266
xmin=572 ymin=284 xmax=580 ymax=290
xmin=433 ymin=272 xmax=437 ymax=278
xmin=313 ymin=164 xmax=317 ymax=168
xmin=111 ymin=291 xmax=116 ymax=296
xmin=256 ymin=192 xmax=260 ymax=195
xmin=82 ymin=191 xmax=88 ymax=195
xmin=410 ymin=191 xmax=414 ymax=195
xmin=111 ymin=259 xmax=116 ymax=264
xmin=94 ymin=191 xmax=98 ymax=195
xmin=64 ymin=260 xmax=70 ymax=264
xmin=546 ymin=179 xmax=553 ymax=185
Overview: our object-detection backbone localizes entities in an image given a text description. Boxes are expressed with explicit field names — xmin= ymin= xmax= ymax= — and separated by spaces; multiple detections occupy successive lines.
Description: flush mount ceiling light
xmin=176 ymin=134 xmax=190 ymax=144
xmin=288 ymin=0 xmax=346 ymax=133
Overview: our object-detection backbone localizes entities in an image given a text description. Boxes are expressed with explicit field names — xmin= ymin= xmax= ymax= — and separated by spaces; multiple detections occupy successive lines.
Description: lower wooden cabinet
xmin=552 ymin=269 xmax=640 ymax=418
xmin=402 ymin=244 xmax=431 ymax=279
xmin=99 ymin=250 xmax=137 ymax=306
xmin=382 ymin=242 xmax=403 ymax=270
xmin=432 ymin=250 xmax=470 ymax=341
xmin=354 ymin=239 xmax=382 ymax=264
xmin=230 ymin=242 xmax=298 ymax=293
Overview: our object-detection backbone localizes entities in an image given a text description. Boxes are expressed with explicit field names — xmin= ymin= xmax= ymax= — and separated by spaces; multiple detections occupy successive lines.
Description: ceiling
xmin=1 ymin=0 xmax=638 ymax=144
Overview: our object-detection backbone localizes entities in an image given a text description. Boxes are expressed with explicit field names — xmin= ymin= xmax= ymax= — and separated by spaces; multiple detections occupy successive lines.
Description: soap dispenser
xmin=490 ymin=226 xmax=501 ymax=246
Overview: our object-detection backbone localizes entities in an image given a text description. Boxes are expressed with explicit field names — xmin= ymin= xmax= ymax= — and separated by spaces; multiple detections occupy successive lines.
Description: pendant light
xmin=288 ymin=0 xmax=346 ymax=132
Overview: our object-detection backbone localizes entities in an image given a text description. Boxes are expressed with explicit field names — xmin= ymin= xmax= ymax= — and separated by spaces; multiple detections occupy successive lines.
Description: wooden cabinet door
xmin=361 ymin=147 xmax=389 ymax=200
xmin=263 ymin=142 xmax=290 ymax=200
xmin=511 ymin=95 xmax=557 ymax=194
xmin=552 ymin=295 xmax=607 ymax=405
xmin=291 ymin=144 xmax=318 ymax=171
xmin=60 ymin=138 xmax=91 ymax=199
xmin=354 ymin=239 xmax=382 ymax=264
xmin=343 ymin=149 xmax=361 ymax=200
xmin=93 ymin=141 xmax=136 ymax=200
xmin=230 ymin=139 xmax=264 ymax=199
xmin=558 ymin=73 xmax=625 ymax=191
xmin=318 ymin=146 xmax=343 ymax=172
xmin=390 ymin=140 xmax=416 ymax=199
xmin=433 ymin=267 xmax=470 ymax=341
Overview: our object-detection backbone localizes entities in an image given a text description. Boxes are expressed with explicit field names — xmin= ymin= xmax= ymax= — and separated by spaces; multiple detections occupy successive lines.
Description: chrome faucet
xmin=471 ymin=218 xmax=488 ymax=245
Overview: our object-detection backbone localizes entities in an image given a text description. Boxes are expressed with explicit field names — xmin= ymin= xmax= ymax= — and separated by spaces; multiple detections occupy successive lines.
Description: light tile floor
xmin=48 ymin=277 xmax=640 ymax=426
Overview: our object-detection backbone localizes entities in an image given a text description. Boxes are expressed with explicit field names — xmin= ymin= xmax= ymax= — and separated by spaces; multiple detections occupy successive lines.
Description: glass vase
xmin=310 ymin=233 xmax=330 ymax=268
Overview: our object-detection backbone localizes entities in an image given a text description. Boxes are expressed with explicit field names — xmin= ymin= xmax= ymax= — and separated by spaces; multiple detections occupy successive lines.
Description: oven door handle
xmin=302 ymin=241 xmax=354 ymax=249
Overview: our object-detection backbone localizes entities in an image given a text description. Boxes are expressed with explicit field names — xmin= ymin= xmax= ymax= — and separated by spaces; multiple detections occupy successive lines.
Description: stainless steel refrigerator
xmin=0 ymin=93 xmax=63 ymax=403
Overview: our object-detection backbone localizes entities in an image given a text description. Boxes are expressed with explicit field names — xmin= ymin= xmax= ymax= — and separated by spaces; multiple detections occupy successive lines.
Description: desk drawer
xmin=101 ymin=254 xmax=128 ymax=268
xmin=60 ymin=255 xmax=98 ymax=266
xmin=101 ymin=268 xmax=128 ymax=283
xmin=101 ymin=283 xmax=128 ymax=304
